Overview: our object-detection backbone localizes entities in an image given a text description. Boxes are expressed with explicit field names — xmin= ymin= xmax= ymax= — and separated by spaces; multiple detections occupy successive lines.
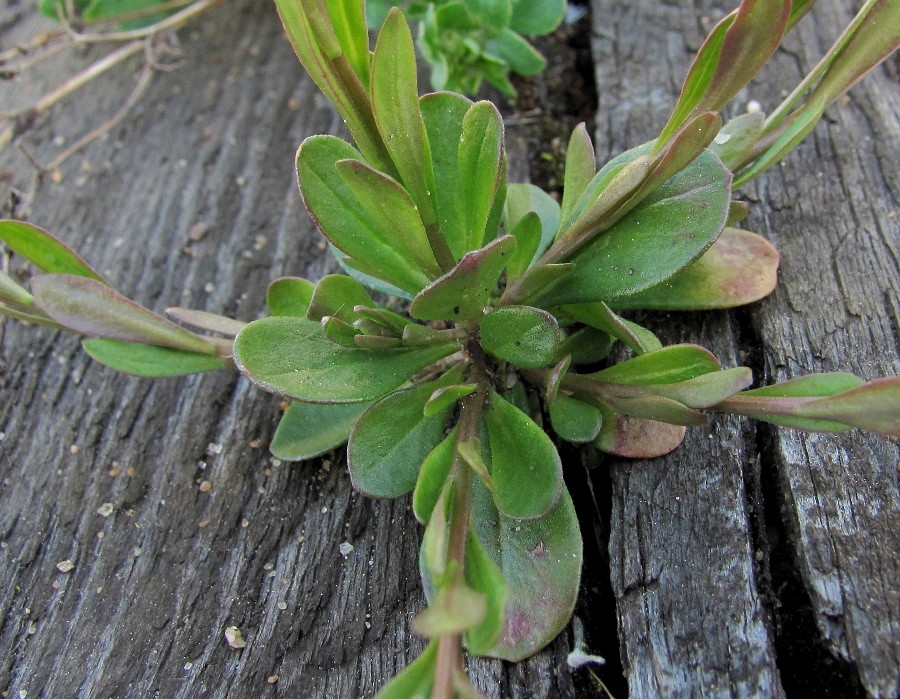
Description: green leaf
xmin=537 ymin=150 xmax=732 ymax=305
xmin=594 ymin=406 xmax=687 ymax=458
xmin=612 ymin=229 xmax=779 ymax=311
xmin=410 ymin=235 xmax=516 ymax=321
xmin=464 ymin=529 xmax=508 ymax=655
xmin=549 ymin=394 xmax=603 ymax=443
xmin=421 ymin=91 xmax=473 ymax=261
xmin=297 ymin=136 xmax=432 ymax=294
xmin=561 ymin=302 xmax=662 ymax=355
xmin=506 ymin=212 xmax=542 ymax=280
xmin=459 ymin=101 xmax=506 ymax=251
xmin=647 ymin=367 xmax=754 ymax=409
xmin=326 ymin=0 xmax=371 ymax=87
xmin=413 ymin=428 xmax=459 ymax=523
xmin=306 ymin=274 xmax=374 ymax=323
xmin=321 ymin=315 xmax=360 ymax=346
xmin=486 ymin=29 xmax=546 ymax=76
xmin=471 ymin=478 xmax=581 ymax=661
xmin=504 ymin=183 xmax=560 ymax=262
xmin=0 ymin=220 xmax=106 ymax=282
xmin=32 ymin=275 xmax=219 ymax=354
xmin=602 ymin=393 xmax=707 ymax=427
xmin=590 ymin=344 xmax=720 ymax=385
xmin=374 ymin=640 xmax=439 ymax=699
xmin=0 ymin=271 xmax=34 ymax=307
xmin=484 ymin=393 xmax=563 ymax=519
xmin=82 ymin=339 xmax=226 ymax=377
xmin=709 ymin=111 xmax=766 ymax=171
xmin=336 ymin=159 xmax=442 ymax=279
xmin=509 ymin=0 xmax=565 ymax=35
xmin=424 ymin=384 xmax=478 ymax=417
xmin=468 ymin=0 xmax=512 ymax=28
xmin=412 ymin=582 xmax=487 ymax=637
xmin=234 ymin=316 xmax=456 ymax=403
xmin=479 ymin=306 xmax=560 ymax=369
xmin=267 ymin=276 xmax=315 ymax=317
xmin=371 ymin=9 xmax=438 ymax=230
xmin=348 ymin=376 xmax=457 ymax=498
xmin=560 ymin=123 xmax=596 ymax=226
xmin=556 ymin=327 xmax=615 ymax=366
xmin=270 ymin=401 xmax=372 ymax=461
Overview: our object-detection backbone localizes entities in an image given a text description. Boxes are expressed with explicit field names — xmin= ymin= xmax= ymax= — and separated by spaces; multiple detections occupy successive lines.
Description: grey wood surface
xmin=590 ymin=0 xmax=899 ymax=696
xmin=0 ymin=0 xmax=897 ymax=698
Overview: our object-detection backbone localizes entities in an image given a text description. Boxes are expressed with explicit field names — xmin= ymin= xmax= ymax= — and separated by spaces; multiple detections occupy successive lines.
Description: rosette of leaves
xmin=2 ymin=0 xmax=899 ymax=695
xmin=366 ymin=0 xmax=566 ymax=96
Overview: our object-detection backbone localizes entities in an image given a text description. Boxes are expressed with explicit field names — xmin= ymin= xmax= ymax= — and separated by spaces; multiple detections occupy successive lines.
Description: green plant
xmin=365 ymin=0 xmax=566 ymax=95
xmin=0 ymin=0 xmax=898 ymax=696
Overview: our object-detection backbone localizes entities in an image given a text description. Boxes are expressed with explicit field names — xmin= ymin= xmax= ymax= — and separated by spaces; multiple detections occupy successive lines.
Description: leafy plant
xmin=365 ymin=0 xmax=566 ymax=95
xmin=1 ymin=0 xmax=898 ymax=696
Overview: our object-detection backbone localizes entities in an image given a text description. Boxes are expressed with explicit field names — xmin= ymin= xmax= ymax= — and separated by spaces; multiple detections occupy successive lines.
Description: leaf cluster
xmin=2 ymin=0 xmax=898 ymax=696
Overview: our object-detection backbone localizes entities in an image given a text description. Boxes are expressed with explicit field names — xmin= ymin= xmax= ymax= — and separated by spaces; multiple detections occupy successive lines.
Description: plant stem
xmin=431 ymin=385 xmax=485 ymax=699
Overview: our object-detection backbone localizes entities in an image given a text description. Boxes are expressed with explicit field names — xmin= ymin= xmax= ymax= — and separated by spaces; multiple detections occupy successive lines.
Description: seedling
xmin=0 ymin=0 xmax=897 ymax=696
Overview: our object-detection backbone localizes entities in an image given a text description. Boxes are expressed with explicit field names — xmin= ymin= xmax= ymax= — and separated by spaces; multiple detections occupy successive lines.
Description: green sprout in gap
xmin=366 ymin=0 xmax=566 ymax=96
xmin=1 ymin=0 xmax=898 ymax=696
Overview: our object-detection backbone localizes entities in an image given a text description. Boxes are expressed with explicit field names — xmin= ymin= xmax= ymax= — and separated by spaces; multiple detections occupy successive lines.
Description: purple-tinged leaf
xmin=594 ymin=404 xmax=686 ymax=458
xmin=471 ymin=479 xmax=581 ymax=661
xmin=602 ymin=394 xmax=708 ymax=427
xmin=82 ymin=339 xmax=227 ymax=377
xmin=0 ymin=220 xmax=106 ymax=282
xmin=650 ymin=367 xmax=754 ymax=408
xmin=612 ymin=228 xmax=779 ymax=311
xmin=267 ymin=276 xmax=315 ymax=317
xmin=410 ymin=235 xmax=516 ymax=321
xmin=545 ymin=356 xmax=571 ymax=404
xmin=32 ymin=275 xmax=218 ymax=354
xmin=165 ymin=307 xmax=246 ymax=337
xmin=234 ymin=316 xmax=456 ymax=404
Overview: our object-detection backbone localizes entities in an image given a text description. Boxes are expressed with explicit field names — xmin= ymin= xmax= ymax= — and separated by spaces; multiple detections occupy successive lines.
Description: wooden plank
xmin=590 ymin=0 xmax=899 ymax=696
xmin=0 ymin=3 xmax=576 ymax=697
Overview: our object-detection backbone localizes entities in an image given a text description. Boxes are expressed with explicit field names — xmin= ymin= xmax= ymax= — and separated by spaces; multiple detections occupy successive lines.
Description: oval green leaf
xmin=479 ymin=305 xmax=559 ymax=369
xmin=0 ymin=220 xmax=106 ymax=282
xmin=266 ymin=276 xmax=315 ymax=317
xmin=270 ymin=400 xmax=373 ymax=461
xmin=82 ymin=339 xmax=226 ymax=377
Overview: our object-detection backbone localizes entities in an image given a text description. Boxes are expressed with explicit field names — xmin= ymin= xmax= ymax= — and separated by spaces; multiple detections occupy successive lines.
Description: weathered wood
xmin=591 ymin=0 xmax=899 ymax=696
xmin=0 ymin=2 xmax=577 ymax=697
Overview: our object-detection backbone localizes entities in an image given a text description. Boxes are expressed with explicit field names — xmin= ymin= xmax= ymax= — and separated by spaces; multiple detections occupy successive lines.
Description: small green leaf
xmin=321 ymin=315 xmax=360 ymax=347
xmin=560 ymin=123 xmax=596 ymax=225
xmin=270 ymin=401 xmax=372 ymax=461
xmin=348 ymin=376 xmax=457 ymax=498
xmin=594 ymin=406 xmax=687 ymax=458
xmin=549 ymin=394 xmax=603 ymax=443
xmin=410 ymin=235 xmax=516 ymax=321
xmin=464 ymin=529 xmax=508 ymax=655
xmin=0 ymin=220 xmax=106 ymax=282
xmin=374 ymin=640 xmax=439 ymax=699
xmin=336 ymin=159 xmax=442 ymax=279
xmin=504 ymin=183 xmax=560 ymax=261
xmin=509 ymin=0 xmax=565 ymax=35
xmin=307 ymin=274 xmax=374 ymax=323
xmin=556 ymin=327 xmax=615 ymax=365
xmin=612 ymin=229 xmax=779 ymax=311
xmin=562 ymin=302 xmax=661 ymax=355
xmin=538 ymin=150 xmax=732 ymax=306
xmin=234 ymin=316 xmax=456 ymax=403
xmin=603 ymin=393 xmax=707 ymax=427
xmin=413 ymin=428 xmax=458 ymax=524
xmin=421 ymin=91 xmax=473 ymax=261
xmin=471 ymin=479 xmax=581 ymax=661
xmin=32 ymin=275 xmax=219 ymax=354
xmin=326 ymin=0 xmax=371 ymax=87
xmin=504 ymin=212 xmax=541 ymax=281
xmin=297 ymin=135 xmax=431 ymax=294
xmin=412 ymin=582 xmax=487 ymax=637
xmin=648 ymin=367 xmax=754 ymax=409
xmin=710 ymin=111 xmax=766 ymax=171
xmin=459 ymin=101 xmax=506 ymax=250
xmin=424 ymin=384 xmax=478 ymax=417
xmin=0 ymin=271 xmax=34 ymax=307
xmin=485 ymin=393 xmax=563 ymax=519
xmin=82 ymin=339 xmax=226 ymax=377
xmin=480 ymin=306 xmax=560 ymax=369
xmin=545 ymin=356 xmax=571 ymax=403
xmin=486 ymin=29 xmax=546 ymax=76
xmin=457 ymin=438 xmax=495 ymax=490
xmin=468 ymin=0 xmax=512 ymax=27
xmin=590 ymin=344 xmax=720 ymax=385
